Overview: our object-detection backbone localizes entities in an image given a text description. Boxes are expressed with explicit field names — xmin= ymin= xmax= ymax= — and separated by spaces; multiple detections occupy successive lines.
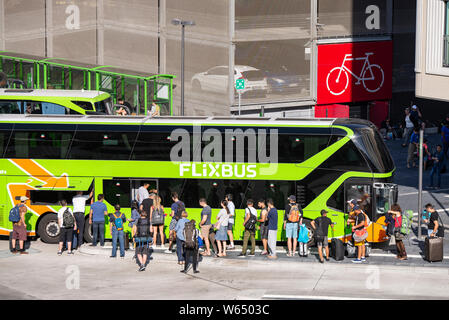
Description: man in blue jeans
xmin=89 ymin=194 xmax=108 ymax=246
xmin=109 ymin=204 xmax=127 ymax=258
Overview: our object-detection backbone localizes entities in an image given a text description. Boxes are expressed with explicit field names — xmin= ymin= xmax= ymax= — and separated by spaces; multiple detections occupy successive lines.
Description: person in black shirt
xmin=311 ymin=210 xmax=334 ymax=263
xmin=427 ymin=205 xmax=440 ymax=237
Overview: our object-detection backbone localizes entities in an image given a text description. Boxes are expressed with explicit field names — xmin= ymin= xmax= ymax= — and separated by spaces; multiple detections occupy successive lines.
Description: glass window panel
xmin=103 ymin=179 xmax=131 ymax=208
xmin=5 ymin=130 xmax=74 ymax=159
xmin=69 ymin=130 xmax=137 ymax=160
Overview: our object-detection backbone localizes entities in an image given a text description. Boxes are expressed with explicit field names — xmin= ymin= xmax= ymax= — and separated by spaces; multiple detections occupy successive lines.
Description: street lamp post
xmin=171 ymin=18 xmax=195 ymax=116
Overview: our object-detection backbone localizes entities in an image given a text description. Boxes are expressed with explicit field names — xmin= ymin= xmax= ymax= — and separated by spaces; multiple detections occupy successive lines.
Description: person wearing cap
xmin=284 ymin=195 xmax=303 ymax=257
xmin=347 ymin=205 xmax=367 ymax=263
xmin=311 ymin=209 xmax=334 ymax=263
xmin=11 ymin=196 xmax=29 ymax=255
xmin=410 ymin=104 xmax=422 ymax=129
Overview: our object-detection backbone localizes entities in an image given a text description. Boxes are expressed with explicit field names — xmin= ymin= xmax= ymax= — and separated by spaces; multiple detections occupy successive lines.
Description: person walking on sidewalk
xmin=311 ymin=209 xmax=334 ymax=263
xmin=429 ymin=145 xmax=445 ymax=190
xmin=132 ymin=209 xmax=152 ymax=271
xmin=181 ymin=219 xmax=200 ymax=274
xmin=284 ymin=195 xmax=303 ymax=257
xmin=266 ymin=199 xmax=278 ymax=259
xmin=10 ymin=196 xmax=29 ymax=255
xmin=57 ymin=200 xmax=76 ymax=256
xmin=257 ymin=199 xmax=269 ymax=256
xmin=109 ymin=204 xmax=127 ymax=259
xmin=407 ymin=127 xmax=420 ymax=168
xmin=388 ymin=204 xmax=407 ymax=260
xmin=402 ymin=107 xmax=414 ymax=147
xmin=239 ymin=199 xmax=258 ymax=257
xmin=427 ymin=205 xmax=440 ymax=237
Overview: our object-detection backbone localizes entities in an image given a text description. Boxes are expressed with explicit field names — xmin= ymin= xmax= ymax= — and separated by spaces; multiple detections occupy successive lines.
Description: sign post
xmin=235 ymin=79 xmax=245 ymax=116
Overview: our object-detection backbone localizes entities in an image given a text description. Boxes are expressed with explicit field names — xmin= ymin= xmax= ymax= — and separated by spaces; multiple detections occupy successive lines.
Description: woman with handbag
xmin=388 ymin=204 xmax=407 ymax=260
xmin=214 ymin=200 xmax=229 ymax=257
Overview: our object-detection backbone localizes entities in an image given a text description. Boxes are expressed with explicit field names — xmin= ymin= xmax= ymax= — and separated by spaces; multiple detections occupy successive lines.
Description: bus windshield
xmin=94 ymin=97 xmax=112 ymax=114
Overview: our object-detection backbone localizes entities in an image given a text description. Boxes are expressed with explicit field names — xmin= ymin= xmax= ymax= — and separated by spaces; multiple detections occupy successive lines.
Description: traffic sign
xmin=235 ymin=79 xmax=245 ymax=90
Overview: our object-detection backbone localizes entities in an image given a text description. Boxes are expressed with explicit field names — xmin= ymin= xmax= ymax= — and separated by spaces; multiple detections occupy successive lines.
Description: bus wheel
xmin=83 ymin=218 xmax=93 ymax=244
xmin=37 ymin=214 xmax=60 ymax=244
xmin=303 ymin=219 xmax=315 ymax=247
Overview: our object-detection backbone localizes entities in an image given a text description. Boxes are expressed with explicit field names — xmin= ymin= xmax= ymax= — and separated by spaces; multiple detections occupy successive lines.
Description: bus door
xmin=372 ymin=183 xmax=398 ymax=242
xmin=344 ymin=180 xmax=373 ymax=240
xmin=130 ymin=179 xmax=158 ymax=203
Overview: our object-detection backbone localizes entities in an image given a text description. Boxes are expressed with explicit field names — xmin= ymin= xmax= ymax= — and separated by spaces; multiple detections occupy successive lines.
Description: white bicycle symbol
xmin=326 ymin=52 xmax=384 ymax=96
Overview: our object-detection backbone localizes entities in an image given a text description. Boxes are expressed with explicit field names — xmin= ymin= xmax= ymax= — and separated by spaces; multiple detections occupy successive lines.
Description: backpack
xmin=175 ymin=201 xmax=185 ymax=220
xmin=400 ymin=210 xmax=414 ymax=235
xmin=62 ymin=208 xmax=75 ymax=228
xmin=288 ymin=204 xmax=301 ymax=223
xmin=9 ymin=205 xmax=21 ymax=223
xmin=244 ymin=208 xmax=257 ymax=231
xmin=113 ymin=212 xmax=124 ymax=231
xmin=152 ymin=207 xmax=164 ymax=225
xmin=183 ymin=220 xmax=198 ymax=249
xmin=136 ymin=217 xmax=150 ymax=237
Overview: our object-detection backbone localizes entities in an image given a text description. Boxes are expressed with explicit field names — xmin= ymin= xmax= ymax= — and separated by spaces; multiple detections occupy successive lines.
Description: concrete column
xmin=45 ymin=0 xmax=53 ymax=57
xmin=96 ymin=0 xmax=104 ymax=65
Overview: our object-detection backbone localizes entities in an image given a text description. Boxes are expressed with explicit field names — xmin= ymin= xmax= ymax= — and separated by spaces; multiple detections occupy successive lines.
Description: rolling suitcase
xmin=124 ymin=232 xmax=130 ymax=250
xmin=425 ymin=236 xmax=443 ymax=262
xmin=331 ymin=238 xmax=345 ymax=261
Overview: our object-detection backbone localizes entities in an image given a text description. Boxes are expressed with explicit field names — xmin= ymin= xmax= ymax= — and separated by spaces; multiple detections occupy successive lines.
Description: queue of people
xmin=9 ymin=184 xmax=445 ymax=270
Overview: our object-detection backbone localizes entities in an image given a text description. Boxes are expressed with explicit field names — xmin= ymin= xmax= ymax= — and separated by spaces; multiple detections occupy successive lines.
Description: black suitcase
xmin=425 ymin=236 xmax=443 ymax=262
xmin=331 ymin=238 xmax=345 ymax=261
xmin=9 ymin=231 xmax=31 ymax=252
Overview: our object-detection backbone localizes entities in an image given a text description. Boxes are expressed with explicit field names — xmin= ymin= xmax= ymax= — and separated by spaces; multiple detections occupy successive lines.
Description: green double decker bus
xmin=0 ymin=115 xmax=397 ymax=249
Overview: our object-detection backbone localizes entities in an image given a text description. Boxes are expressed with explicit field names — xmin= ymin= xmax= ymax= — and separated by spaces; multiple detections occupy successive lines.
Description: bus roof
xmin=0 ymin=114 xmax=339 ymax=127
xmin=0 ymin=89 xmax=108 ymax=99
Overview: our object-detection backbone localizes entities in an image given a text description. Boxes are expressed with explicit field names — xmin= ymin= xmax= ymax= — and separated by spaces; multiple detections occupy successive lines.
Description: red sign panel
xmin=317 ymin=41 xmax=392 ymax=105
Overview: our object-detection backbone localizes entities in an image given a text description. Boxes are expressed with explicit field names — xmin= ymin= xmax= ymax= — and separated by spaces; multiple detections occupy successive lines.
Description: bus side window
xmin=41 ymin=102 xmax=69 ymax=115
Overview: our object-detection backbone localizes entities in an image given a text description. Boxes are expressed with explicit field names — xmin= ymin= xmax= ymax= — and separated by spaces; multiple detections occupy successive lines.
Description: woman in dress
xmin=214 ymin=200 xmax=229 ymax=257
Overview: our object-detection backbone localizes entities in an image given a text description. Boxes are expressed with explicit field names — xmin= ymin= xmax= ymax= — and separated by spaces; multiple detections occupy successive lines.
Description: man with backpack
xmin=181 ymin=219 xmax=200 ymax=274
xmin=239 ymin=199 xmax=258 ymax=257
xmin=132 ymin=209 xmax=152 ymax=271
xmin=284 ymin=195 xmax=303 ymax=257
xmin=10 ymin=196 xmax=29 ymax=255
xmin=166 ymin=192 xmax=185 ymax=254
xmin=57 ymin=200 xmax=76 ymax=256
xmin=199 ymin=198 xmax=212 ymax=256
xmin=109 ymin=204 xmax=127 ymax=259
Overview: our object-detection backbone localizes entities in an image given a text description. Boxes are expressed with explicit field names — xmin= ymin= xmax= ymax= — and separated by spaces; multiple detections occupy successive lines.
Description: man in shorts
xmin=11 ymin=196 xmax=29 ymax=255
xmin=257 ymin=199 xmax=269 ymax=255
xmin=311 ymin=209 xmax=334 ymax=263
xmin=199 ymin=198 xmax=212 ymax=256
xmin=284 ymin=195 xmax=303 ymax=257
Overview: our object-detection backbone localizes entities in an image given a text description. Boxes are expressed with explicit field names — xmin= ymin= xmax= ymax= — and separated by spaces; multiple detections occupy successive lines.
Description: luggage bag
xmin=425 ymin=236 xmax=443 ymax=262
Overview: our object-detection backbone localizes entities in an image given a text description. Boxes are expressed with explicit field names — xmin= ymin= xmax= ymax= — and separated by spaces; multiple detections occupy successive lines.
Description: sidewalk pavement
xmin=78 ymin=234 xmax=449 ymax=268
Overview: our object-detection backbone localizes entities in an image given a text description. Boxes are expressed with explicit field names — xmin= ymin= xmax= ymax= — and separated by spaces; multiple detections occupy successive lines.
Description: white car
xmin=191 ymin=65 xmax=268 ymax=97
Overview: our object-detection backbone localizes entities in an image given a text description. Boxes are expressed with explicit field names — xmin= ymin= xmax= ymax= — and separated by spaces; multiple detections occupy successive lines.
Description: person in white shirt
xmin=239 ymin=199 xmax=258 ymax=257
xmin=57 ymin=200 xmax=76 ymax=256
xmin=137 ymin=183 xmax=150 ymax=205
xmin=402 ymin=108 xmax=414 ymax=147
xmin=72 ymin=190 xmax=93 ymax=249
xmin=225 ymin=194 xmax=235 ymax=250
